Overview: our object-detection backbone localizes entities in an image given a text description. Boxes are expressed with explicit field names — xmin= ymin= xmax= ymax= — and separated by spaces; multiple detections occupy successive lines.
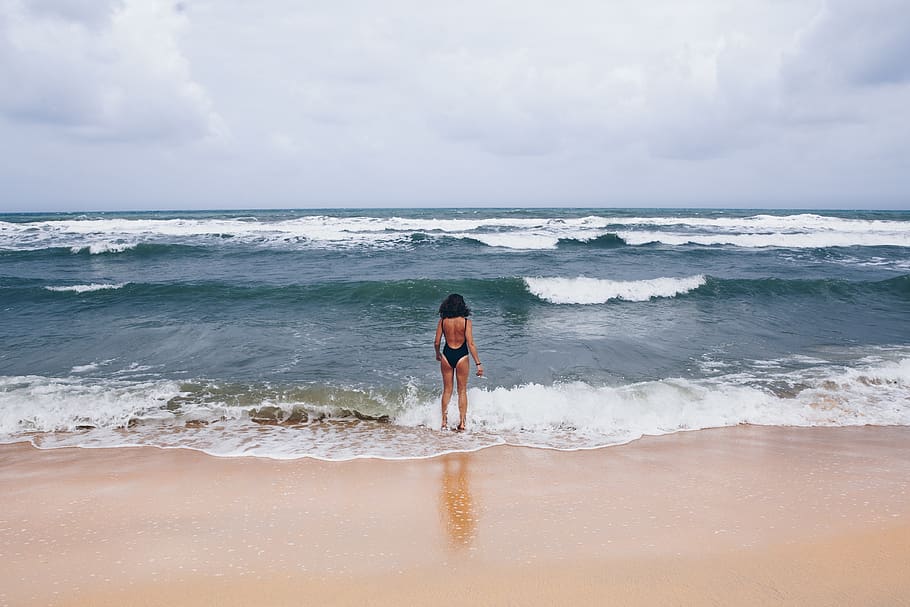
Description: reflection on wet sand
xmin=439 ymin=453 xmax=477 ymax=550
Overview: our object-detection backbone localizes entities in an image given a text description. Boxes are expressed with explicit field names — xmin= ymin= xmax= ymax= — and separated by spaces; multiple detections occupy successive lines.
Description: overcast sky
xmin=1 ymin=0 xmax=908 ymax=211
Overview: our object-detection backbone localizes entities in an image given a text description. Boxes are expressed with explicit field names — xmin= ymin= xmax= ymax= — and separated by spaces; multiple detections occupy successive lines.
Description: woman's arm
xmin=466 ymin=319 xmax=484 ymax=376
xmin=434 ymin=319 xmax=443 ymax=361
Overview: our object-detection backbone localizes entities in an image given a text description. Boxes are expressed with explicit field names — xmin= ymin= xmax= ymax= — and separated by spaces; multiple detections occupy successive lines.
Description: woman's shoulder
xmin=440 ymin=315 xmax=470 ymax=325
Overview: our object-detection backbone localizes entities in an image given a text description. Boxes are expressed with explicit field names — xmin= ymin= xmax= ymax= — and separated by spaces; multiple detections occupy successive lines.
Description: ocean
xmin=1 ymin=208 xmax=908 ymax=459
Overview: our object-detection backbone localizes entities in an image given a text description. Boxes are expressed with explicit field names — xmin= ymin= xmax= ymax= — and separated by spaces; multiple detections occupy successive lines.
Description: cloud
xmin=268 ymin=131 xmax=298 ymax=155
xmin=768 ymin=0 xmax=910 ymax=146
xmin=785 ymin=0 xmax=910 ymax=89
xmin=26 ymin=0 xmax=118 ymax=25
xmin=625 ymin=0 xmax=910 ymax=159
xmin=1 ymin=0 xmax=908 ymax=210
xmin=265 ymin=2 xmax=799 ymax=161
xmin=0 ymin=0 xmax=224 ymax=143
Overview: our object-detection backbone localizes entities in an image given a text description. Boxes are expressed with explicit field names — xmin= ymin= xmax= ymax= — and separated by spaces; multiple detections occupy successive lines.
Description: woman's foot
xmin=441 ymin=416 xmax=448 ymax=431
xmin=456 ymin=421 xmax=466 ymax=432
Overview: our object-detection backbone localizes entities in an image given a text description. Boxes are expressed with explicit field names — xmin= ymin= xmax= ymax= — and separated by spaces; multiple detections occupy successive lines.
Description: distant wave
xmin=0 ymin=243 xmax=209 ymax=259
xmin=617 ymin=231 xmax=910 ymax=248
xmin=524 ymin=274 xmax=909 ymax=304
xmin=611 ymin=213 xmax=910 ymax=248
xmin=524 ymin=275 xmax=706 ymax=304
xmin=45 ymin=283 xmax=127 ymax=293
xmin=557 ymin=233 xmax=628 ymax=248
xmin=2 ymin=354 xmax=909 ymax=459
xmin=697 ymin=274 xmax=910 ymax=299
xmin=2 ymin=212 xmax=908 ymax=252
xmin=16 ymin=274 xmax=910 ymax=305
xmin=69 ymin=242 xmax=139 ymax=255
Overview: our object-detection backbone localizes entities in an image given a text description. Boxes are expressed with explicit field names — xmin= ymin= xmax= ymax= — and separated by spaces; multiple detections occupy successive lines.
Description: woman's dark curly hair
xmin=438 ymin=293 xmax=471 ymax=318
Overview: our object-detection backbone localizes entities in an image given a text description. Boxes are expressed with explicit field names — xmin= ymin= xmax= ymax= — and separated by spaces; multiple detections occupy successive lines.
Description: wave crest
xmin=45 ymin=283 xmax=127 ymax=293
xmin=70 ymin=242 xmax=138 ymax=255
xmin=523 ymin=275 xmax=706 ymax=304
xmin=0 ymin=354 xmax=910 ymax=459
xmin=2 ymin=355 xmax=908 ymax=459
xmin=4 ymin=212 xmax=907 ymax=252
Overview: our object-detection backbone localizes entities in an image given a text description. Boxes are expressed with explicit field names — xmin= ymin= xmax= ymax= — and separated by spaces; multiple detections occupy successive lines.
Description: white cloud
xmin=785 ymin=0 xmax=910 ymax=89
xmin=767 ymin=0 xmax=910 ymax=161
xmin=27 ymin=0 xmax=118 ymax=25
xmin=268 ymin=131 xmax=297 ymax=155
xmin=1 ymin=0 xmax=908 ymax=209
xmin=0 ymin=0 xmax=224 ymax=143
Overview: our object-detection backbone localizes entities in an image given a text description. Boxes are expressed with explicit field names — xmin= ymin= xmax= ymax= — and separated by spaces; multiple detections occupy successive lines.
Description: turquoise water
xmin=1 ymin=208 xmax=909 ymax=458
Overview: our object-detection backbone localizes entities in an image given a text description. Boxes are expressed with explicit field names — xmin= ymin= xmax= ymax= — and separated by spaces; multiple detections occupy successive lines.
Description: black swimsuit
xmin=442 ymin=318 xmax=469 ymax=368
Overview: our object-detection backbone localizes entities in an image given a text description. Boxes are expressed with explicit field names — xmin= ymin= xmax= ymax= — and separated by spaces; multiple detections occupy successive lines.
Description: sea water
xmin=1 ymin=208 xmax=908 ymax=459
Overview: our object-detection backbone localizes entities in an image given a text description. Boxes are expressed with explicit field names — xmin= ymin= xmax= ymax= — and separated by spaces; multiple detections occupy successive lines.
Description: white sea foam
xmin=834 ymin=256 xmax=910 ymax=272
xmin=523 ymin=275 xmax=706 ymax=304
xmin=70 ymin=359 xmax=117 ymax=374
xmin=617 ymin=230 xmax=910 ymax=248
xmin=3 ymin=213 xmax=906 ymax=252
xmin=1 ymin=356 xmax=908 ymax=460
xmin=0 ymin=375 xmax=184 ymax=434
xmin=395 ymin=357 xmax=910 ymax=448
xmin=597 ymin=213 xmax=910 ymax=235
xmin=0 ymin=216 xmax=611 ymax=251
xmin=45 ymin=283 xmax=126 ymax=293
xmin=465 ymin=232 xmax=562 ymax=250
xmin=70 ymin=242 xmax=139 ymax=254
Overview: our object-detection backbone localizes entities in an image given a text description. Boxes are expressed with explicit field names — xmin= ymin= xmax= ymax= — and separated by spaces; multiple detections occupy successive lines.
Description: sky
xmin=0 ymin=0 xmax=908 ymax=211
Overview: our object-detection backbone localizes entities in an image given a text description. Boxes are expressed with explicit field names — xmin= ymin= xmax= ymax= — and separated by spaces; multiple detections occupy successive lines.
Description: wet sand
xmin=2 ymin=425 xmax=909 ymax=606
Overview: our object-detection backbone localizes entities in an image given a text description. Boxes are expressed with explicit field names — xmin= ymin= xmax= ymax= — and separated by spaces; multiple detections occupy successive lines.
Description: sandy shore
xmin=2 ymin=425 xmax=910 ymax=606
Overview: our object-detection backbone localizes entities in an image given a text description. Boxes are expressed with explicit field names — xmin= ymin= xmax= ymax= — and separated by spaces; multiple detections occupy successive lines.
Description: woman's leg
xmin=440 ymin=360 xmax=454 ymax=429
xmin=455 ymin=356 xmax=470 ymax=430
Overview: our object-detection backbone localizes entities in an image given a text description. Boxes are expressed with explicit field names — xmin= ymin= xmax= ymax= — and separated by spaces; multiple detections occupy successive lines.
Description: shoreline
xmin=3 ymin=425 xmax=910 ymax=606
xmin=9 ymin=419 xmax=910 ymax=463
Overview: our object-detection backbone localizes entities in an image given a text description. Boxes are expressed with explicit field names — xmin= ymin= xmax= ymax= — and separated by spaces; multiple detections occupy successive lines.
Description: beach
xmin=4 ymin=0 xmax=910 ymax=600
xmin=3 ymin=209 xmax=909 ymax=605
xmin=3 ymin=425 xmax=909 ymax=606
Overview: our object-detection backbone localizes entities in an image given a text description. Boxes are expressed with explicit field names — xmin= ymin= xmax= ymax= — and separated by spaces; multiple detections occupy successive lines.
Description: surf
xmin=2 ymin=353 xmax=908 ymax=460
xmin=523 ymin=275 xmax=707 ymax=304
xmin=4 ymin=210 xmax=908 ymax=252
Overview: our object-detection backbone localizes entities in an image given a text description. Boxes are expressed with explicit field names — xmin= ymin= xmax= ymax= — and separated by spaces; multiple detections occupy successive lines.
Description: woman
xmin=434 ymin=293 xmax=483 ymax=431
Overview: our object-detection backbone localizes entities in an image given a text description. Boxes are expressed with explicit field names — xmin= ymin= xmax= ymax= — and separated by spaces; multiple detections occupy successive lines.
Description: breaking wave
xmin=2 ymin=212 xmax=908 ymax=252
xmin=11 ymin=274 xmax=908 ymax=307
xmin=45 ymin=283 xmax=127 ymax=293
xmin=523 ymin=275 xmax=707 ymax=304
xmin=1 ymin=355 xmax=908 ymax=459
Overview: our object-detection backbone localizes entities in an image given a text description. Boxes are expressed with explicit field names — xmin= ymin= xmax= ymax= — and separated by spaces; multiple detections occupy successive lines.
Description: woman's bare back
xmin=441 ymin=317 xmax=467 ymax=348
